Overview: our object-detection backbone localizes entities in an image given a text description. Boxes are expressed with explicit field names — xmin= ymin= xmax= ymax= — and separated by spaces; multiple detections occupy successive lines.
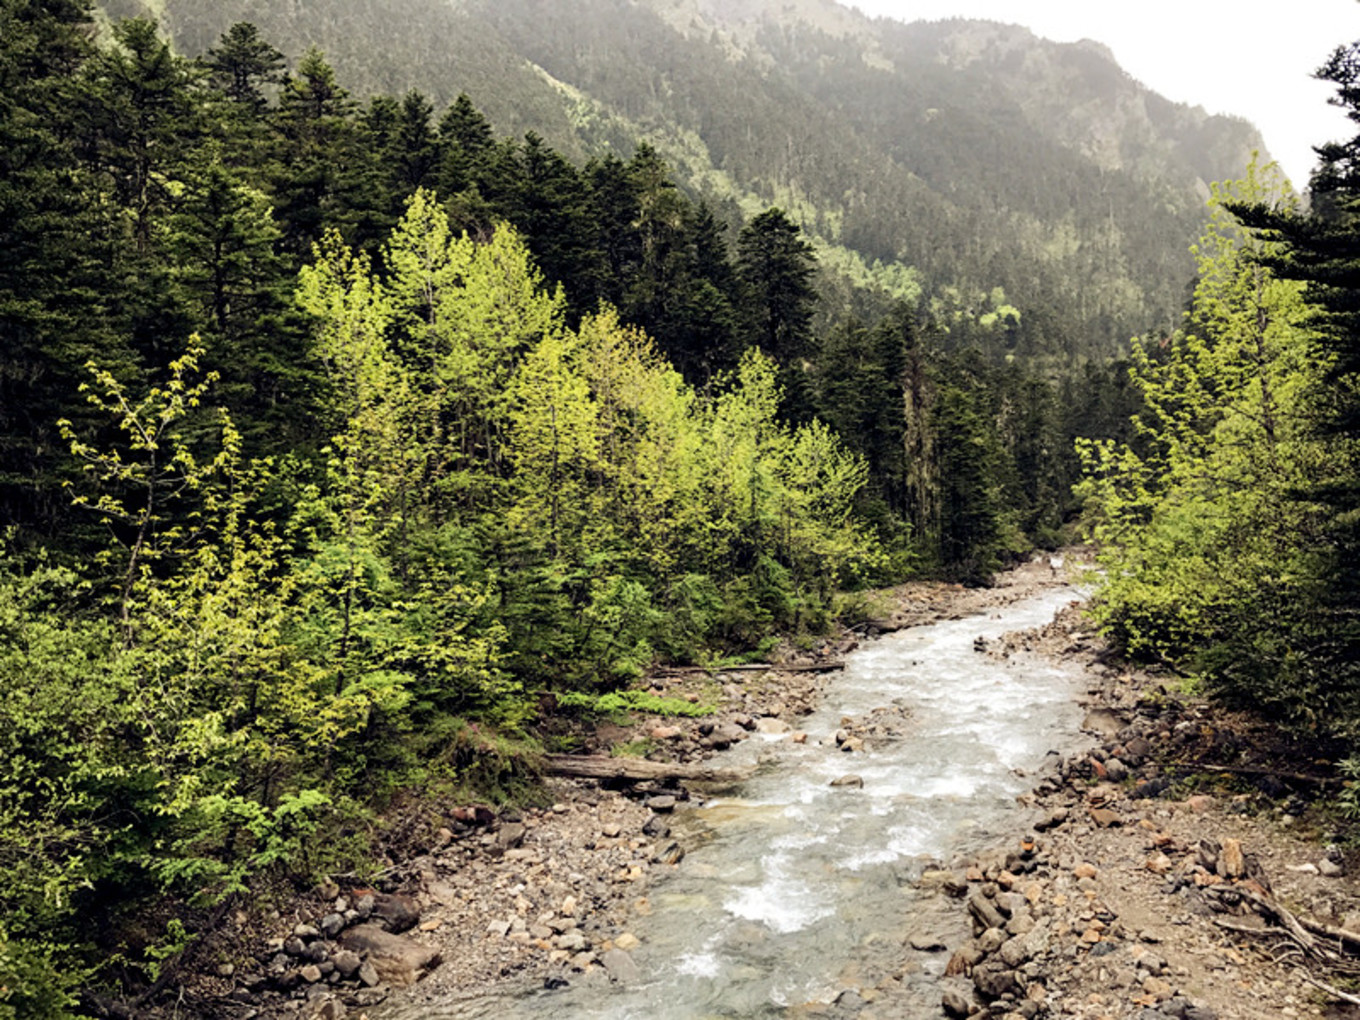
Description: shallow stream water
xmin=382 ymin=586 xmax=1090 ymax=1018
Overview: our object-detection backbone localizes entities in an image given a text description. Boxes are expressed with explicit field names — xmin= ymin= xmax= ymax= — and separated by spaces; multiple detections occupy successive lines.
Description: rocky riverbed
xmin=164 ymin=553 xmax=1360 ymax=1020
xmin=921 ymin=608 xmax=1360 ymax=1020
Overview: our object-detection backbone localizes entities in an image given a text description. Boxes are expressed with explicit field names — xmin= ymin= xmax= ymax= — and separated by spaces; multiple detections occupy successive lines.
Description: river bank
xmin=170 ymin=555 xmax=1078 ymax=1019
xmin=173 ymin=552 xmax=1360 ymax=1020
xmin=927 ymin=612 xmax=1360 ymax=1020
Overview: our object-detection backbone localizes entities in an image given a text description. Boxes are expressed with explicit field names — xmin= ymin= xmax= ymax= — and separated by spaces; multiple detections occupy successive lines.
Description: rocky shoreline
xmin=172 ymin=553 xmax=1360 ymax=1020
xmin=925 ymin=608 xmax=1360 ymax=1020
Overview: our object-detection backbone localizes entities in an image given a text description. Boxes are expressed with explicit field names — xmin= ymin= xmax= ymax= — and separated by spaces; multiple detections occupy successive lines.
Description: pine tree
xmin=201 ymin=21 xmax=285 ymax=114
xmin=736 ymin=207 xmax=818 ymax=420
xmin=0 ymin=0 xmax=132 ymax=539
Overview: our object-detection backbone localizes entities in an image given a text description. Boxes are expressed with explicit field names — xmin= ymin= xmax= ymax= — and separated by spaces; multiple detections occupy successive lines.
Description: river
xmin=381 ymin=585 xmax=1090 ymax=1018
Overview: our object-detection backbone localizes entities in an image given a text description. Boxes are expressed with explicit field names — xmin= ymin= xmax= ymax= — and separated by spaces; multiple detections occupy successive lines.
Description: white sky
xmin=845 ymin=0 xmax=1360 ymax=188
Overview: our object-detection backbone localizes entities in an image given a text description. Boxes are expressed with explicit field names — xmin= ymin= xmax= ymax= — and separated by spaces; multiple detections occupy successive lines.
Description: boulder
xmin=908 ymin=929 xmax=948 ymax=952
xmin=709 ymin=722 xmax=746 ymax=749
xmin=1088 ymin=807 xmax=1121 ymax=828
xmin=972 ymin=959 xmax=1019 ymax=998
xmin=941 ymin=988 xmax=973 ymax=1018
xmin=331 ymin=950 xmax=361 ymax=978
xmin=967 ymin=891 xmax=1007 ymax=932
xmin=1081 ymin=708 xmax=1124 ymax=739
xmin=496 ymin=823 xmax=527 ymax=851
xmin=600 ymin=948 xmax=642 ymax=983
xmin=339 ymin=924 xmax=441 ymax=987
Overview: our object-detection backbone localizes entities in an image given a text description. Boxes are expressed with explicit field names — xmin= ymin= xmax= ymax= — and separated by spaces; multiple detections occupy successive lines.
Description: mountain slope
xmin=125 ymin=0 xmax=1267 ymax=359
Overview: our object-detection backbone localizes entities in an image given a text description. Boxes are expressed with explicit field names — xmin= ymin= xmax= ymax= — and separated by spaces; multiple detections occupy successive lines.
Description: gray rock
xmin=555 ymin=932 xmax=589 ymax=953
xmin=829 ymin=775 xmax=864 ymax=788
xmin=353 ymin=894 xmax=375 ymax=919
xmin=646 ymin=795 xmax=677 ymax=813
xmin=304 ymin=941 xmax=330 ymax=963
xmin=972 ymin=959 xmax=1019 ymax=998
xmin=314 ymin=999 xmax=347 ymax=1020
xmin=995 ymin=891 xmax=1028 ymax=918
xmin=300 ymin=964 xmax=322 ymax=983
xmin=1006 ymin=912 xmax=1036 ymax=937
xmin=496 ymin=823 xmax=527 ymax=851
xmin=357 ymin=960 xmax=380 ymax=988
xmin=642 ymin=815 xmax=670 ymax=839
xmin=294 ymin=923 xmax=321 ymax=939
xmin=968 ymin=891 xmax=1007 ymax=932
xmin=908 ymin=930 xmax=948 ymax=952
xmin=1104 ymin=757 xmax=1130 ymax=782
xmin=319 ymin=913 xmax=346 ymax=938
xmin=339 ymin=924 xmax=441 ymax=987
xmin=600 ymin=948 xmax=642 ymax=983
xmin=1034 ymin=807 xmax=1069 ymax=832
xmin=942 ymin=988 xmax=973 ymax=1018
xmin=709 ymin=722 xmax=746 ymax=749
xmin=999 ymin=936 xmax=1031 ymax=968
xmin=331 ymin=950 xmax=361 ymax=978
xmin=1082 ymin=708 xmax=1125 ymax=738
xmin=977 ymin=927 xmax=1008 ymax=954
xmin=1124 ymin=735 xmax=1153 ymax=762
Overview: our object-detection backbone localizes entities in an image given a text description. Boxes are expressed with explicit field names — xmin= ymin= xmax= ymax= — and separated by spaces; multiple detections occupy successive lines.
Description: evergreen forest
xmin=1 ymin=1 xmax=1358 ymax=1015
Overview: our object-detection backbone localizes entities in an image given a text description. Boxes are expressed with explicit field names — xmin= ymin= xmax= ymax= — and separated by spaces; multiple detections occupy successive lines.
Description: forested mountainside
xmin=10 ymin=1 xmax=1359 ymax=1015
xmin=129 ymin=0 xmax=1266 ymax=362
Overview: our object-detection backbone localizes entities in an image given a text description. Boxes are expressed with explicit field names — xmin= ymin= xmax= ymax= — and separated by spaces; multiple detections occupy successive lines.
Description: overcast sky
xmin=845 ymin=0 xmax=1360 ymax=188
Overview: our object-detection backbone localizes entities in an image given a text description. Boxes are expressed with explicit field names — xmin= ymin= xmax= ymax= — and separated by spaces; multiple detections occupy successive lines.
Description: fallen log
xmin=543 ymin=754 xmax=754 ymax=784
xmin=653 ymin=661 xmax=844 ymax=676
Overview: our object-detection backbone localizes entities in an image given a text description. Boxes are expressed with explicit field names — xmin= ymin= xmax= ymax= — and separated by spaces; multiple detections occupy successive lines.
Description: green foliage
xmin=1078 ymin=160 xmax=1353 ymax=732
xmin=0 ymin=927 xmax=84 ymax=1020
xmin=558 ymin=689 xmax=715 ymax=720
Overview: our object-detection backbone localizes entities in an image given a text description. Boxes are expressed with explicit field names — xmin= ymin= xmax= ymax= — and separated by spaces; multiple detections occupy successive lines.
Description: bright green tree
xmin=1078 ymin=161 xmax=1340 ymax=727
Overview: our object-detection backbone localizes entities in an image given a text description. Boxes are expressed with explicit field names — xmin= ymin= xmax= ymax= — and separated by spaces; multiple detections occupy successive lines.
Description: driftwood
xmin=652 ymin=661 xmax=844 ymax=677
xmin=1210 ymin=886 xmax=1360 ymax=977
xmin=543 ymin=754 xmax=754 ymax=784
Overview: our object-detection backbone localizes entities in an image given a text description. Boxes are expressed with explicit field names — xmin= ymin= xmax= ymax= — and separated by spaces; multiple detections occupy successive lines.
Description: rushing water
xmin=383 ymin=586 xmax=1090 ymax=1019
